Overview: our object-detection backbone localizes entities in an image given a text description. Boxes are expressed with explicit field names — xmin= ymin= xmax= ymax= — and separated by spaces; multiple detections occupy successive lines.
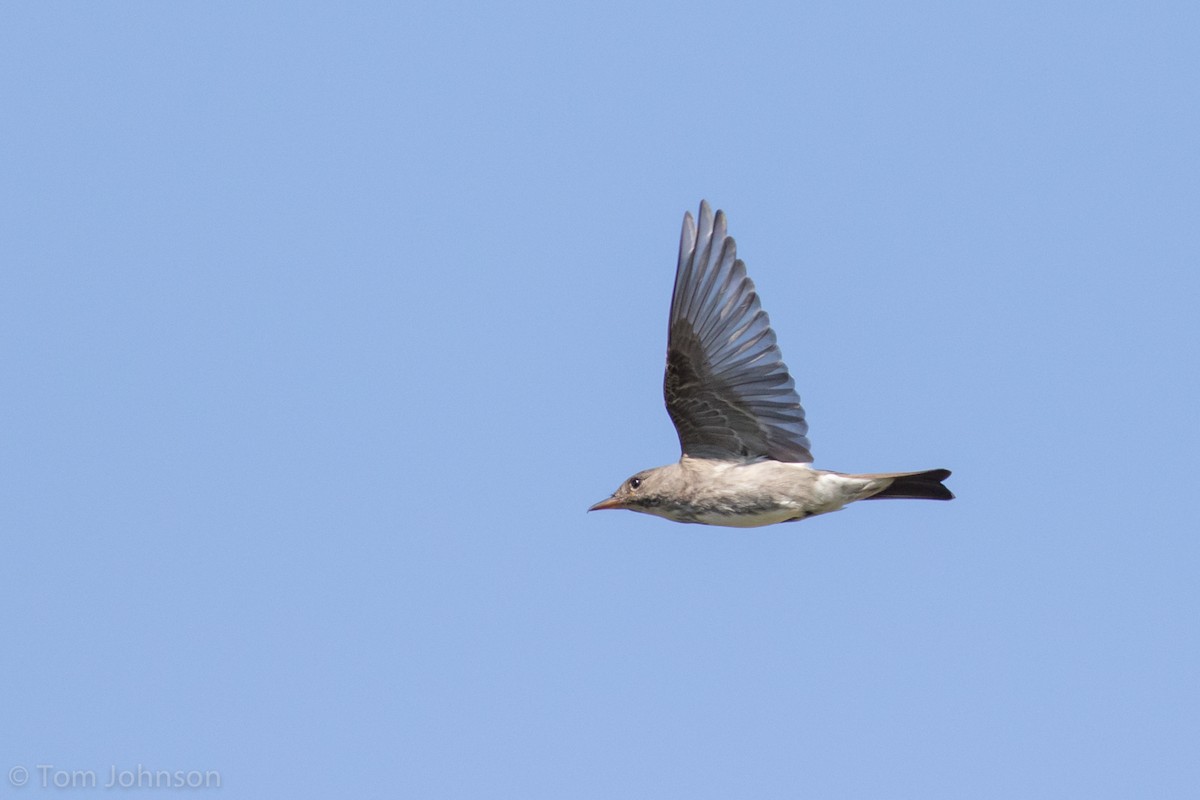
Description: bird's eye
xmin=629 ymin=477 xmax=642 ymax=490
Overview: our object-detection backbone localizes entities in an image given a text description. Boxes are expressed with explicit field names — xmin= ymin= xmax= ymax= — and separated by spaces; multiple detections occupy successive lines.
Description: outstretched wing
xmin=663 ymin=201 xmax=812 ymax=463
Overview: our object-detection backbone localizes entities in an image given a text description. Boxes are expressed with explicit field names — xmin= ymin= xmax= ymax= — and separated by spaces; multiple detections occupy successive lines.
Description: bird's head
xmin=588 ymin=466 xmax=673 ymax=515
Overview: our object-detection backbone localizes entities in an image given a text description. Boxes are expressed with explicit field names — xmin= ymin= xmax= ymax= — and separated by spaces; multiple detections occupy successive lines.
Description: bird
xmin=589 ymin=201 xmax=952 ymax=527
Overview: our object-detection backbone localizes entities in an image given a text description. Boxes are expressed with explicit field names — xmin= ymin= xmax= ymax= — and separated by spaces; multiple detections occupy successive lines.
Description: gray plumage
xmin=590 ymin=201 xmax=952 ymax=527
xmin=665 ymin=204 xmax=812 ymax=463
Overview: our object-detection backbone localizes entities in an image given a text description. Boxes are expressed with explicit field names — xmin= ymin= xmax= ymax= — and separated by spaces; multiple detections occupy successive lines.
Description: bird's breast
xmin=662 ymin=460 xmax=839 ymax=527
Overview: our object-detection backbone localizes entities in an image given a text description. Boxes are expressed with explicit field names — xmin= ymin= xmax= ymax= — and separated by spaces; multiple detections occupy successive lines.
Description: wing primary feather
xmin=692 ymin=238 xmax=739 ymax=343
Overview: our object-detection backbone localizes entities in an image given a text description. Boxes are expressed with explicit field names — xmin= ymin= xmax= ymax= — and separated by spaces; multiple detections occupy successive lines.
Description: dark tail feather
xmin=862 ymin=468 xmax=954 ymax=501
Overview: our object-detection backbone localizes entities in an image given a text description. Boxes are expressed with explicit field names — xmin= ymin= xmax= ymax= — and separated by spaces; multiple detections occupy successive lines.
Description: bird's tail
xmin=857 ymin=468 xmax=954 ymax=501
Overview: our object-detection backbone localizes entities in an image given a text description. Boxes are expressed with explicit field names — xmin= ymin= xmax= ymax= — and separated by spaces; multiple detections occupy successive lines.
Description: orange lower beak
xmin=588 ymin=496 xmax=624 ymax=512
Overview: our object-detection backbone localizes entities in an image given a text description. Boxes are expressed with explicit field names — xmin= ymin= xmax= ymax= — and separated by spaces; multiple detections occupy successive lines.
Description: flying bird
xmin=589 ymin=201 xmax=952 ymax=526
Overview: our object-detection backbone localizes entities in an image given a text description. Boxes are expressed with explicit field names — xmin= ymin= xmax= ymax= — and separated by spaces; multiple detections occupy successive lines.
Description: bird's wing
xmin=663 ymin=201 xmax=813 ymax=463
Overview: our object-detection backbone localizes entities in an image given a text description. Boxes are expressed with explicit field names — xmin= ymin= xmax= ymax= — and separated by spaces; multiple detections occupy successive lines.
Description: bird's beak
xmin=588 ymin=496 xmax=624 ymax=512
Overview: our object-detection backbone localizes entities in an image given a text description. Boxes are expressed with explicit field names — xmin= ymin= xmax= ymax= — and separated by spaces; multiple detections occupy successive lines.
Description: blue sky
xmin=2 ymin=2 xmax=1197 ymax=798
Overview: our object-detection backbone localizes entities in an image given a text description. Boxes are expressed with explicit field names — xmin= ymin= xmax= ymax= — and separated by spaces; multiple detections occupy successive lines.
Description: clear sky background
xmin=2 ymin=2 xmax=1197 ymax=798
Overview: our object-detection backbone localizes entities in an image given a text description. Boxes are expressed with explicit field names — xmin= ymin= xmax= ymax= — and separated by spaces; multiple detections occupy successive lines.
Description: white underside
xmin=659 ymin=460 xmax=883 ymax=528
